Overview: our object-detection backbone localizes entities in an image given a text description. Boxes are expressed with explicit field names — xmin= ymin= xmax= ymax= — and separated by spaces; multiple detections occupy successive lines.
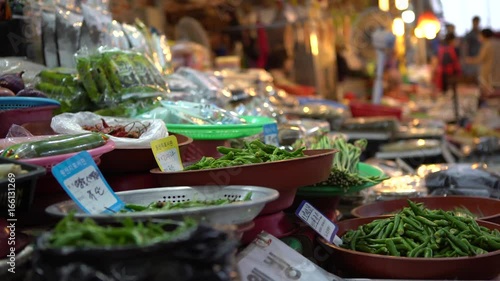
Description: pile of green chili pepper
xmin=123 ymin=192 xmax=253 ymax=212
xmin=341 ymin=200 xmax=500 ymax=258
xmin=48 ymin=213 xmax=196 ymax=248
xmin=311 ymin=136 xmax=388 ymax=190
xmin=184 ymin=140 xmax=305 ymax=171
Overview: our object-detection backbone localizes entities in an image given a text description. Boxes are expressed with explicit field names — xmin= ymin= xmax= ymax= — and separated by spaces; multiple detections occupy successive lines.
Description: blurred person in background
xmin=434 ymin=33 xmax=461 ymax=95
xmin=466 ymin=28 xmax=496 ymax=105
xmin=266 ymin=47 xmax=295 ymax=86
xmin=463 ymin=16 xmax=482 ymax=77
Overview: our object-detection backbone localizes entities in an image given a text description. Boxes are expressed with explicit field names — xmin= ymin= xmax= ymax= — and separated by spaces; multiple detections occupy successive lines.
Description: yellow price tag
xmin=150 ymin=135 xmax=184 ymax=172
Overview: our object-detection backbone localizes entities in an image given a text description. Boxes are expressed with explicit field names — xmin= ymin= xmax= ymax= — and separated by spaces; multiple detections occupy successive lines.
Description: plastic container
xmin=0 ymin=158 xmax=46 ymax=213
xmin=99 ymin=133 xmax=193 ymax=173
xmin=0 ymin=97 xmax=60 ymax=110
xmin=0 ymin=105 xmax=59 ymax=138
xmin=349 ymin=102 xmax=402 ymax=120
xmin=166 ymin=116 xmax=276 ymax=140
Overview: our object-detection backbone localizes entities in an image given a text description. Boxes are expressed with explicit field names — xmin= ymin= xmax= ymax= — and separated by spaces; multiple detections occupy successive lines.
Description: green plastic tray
xmin=166 ymin=116 xmax=276 ymax=140
xmin=297 ymin=163 xmax=387 ymax=197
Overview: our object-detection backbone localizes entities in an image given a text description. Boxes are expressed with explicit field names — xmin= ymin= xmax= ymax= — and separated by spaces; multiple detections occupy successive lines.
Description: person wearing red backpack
xmin=434 ymin=33 xmax=461 ymax=95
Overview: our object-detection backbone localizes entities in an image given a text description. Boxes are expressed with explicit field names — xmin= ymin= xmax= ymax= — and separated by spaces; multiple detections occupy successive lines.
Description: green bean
xmin=402 ymin=217 xmax=423 ymax=231
xmin=442 ymin=211 xmax=469 ymax=231
xmin=416 ymin=216 xmax=438 ymax=227
xmin=390 ymin=215 xmax=402 ymax=237
xmin=385 ymin=239 xmax=400 ymax=256
xmin=407 ymin=200 xmax=425 ymax=216
xmin=424 ymin=247 xmax=433 ymax=258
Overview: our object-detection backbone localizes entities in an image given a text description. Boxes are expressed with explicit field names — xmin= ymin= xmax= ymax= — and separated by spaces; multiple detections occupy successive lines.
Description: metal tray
xmin=150 ymin=149 xmax=336 ymax=214
xmin=45 ymin=185 xmax=279 ymax=225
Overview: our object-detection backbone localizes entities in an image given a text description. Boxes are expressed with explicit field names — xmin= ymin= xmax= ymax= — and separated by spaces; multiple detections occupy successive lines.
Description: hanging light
xmin=392 ymin=18 xmax=405 ymax=36
xmin=395 ymin=0 xmax=409 ymax=10
xmin=415 ymin=11 xmax=440 ymax=40
xmin=402 ymin=10 xmax=415 ymax=23
xmin=378 ymin=0 xmax=389 ymax=11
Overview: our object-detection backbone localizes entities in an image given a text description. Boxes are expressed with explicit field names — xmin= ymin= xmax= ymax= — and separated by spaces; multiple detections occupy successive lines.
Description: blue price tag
xmin=263 ymin=123 xmax=279 ymax=147
xmin=295 ymin=200 xmax=342 ymax=245
xmin=52 ymin=151 xmax=124 ymax=214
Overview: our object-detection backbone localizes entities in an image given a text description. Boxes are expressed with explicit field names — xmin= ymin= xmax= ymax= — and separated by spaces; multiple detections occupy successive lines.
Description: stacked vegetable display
xmin=341 ymin=200 xmax=500 ymax=258
xmin=184 ymin=140 xmax=305 ymax=170
xmin=35 ymin=49 xmax=168 ymax=115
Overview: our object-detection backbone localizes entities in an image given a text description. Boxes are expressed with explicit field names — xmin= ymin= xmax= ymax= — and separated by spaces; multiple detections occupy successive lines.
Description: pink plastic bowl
xmin=19 ymin=140 xmax=116 ymax=170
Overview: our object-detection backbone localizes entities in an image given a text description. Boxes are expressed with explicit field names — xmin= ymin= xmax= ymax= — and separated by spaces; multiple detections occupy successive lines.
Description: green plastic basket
xmin=166 ymin=116 xmax=276 ymax=140
xmin=297 ymin=163 xmax=387 ymax=197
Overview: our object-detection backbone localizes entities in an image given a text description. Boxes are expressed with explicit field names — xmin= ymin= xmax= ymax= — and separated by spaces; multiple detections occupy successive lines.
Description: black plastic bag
xmin=31 ymin=224 xmax=239 ymax=281
xmin=425 ymin=165 xmax=500 ymax=198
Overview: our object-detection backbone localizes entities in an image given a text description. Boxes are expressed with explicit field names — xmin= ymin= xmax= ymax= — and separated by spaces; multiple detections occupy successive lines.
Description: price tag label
xmin=263 ymin=123 xmax=279 ymax=147
xmin=52 ymin=151 xmax=125 ymax=214
xmin=295 ymin=200 xmax=342 ymax=246
xmin=151 ymin=135 xmax=184 ymax=172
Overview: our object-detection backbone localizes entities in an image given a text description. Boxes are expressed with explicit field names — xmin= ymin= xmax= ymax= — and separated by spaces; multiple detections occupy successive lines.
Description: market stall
xmin=1 ymin=0 xmax=500 ymax=280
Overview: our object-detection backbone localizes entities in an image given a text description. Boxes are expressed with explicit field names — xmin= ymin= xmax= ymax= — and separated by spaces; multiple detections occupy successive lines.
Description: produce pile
xmin=82 ymin=119 xmax=149 ymax=138
xmin=123 ymin=192 xmax=253 ymax=212
xmin=48 ymin=213 xmax=196 ymax=248
xmin=341 ymin=200 xmax=500 ymax=258
xmin=36 ymin=49 xmax=168 ymax=115
xmin=0 ymin=71 xmax=47 ymax=97
xmin=310 ymin=136 xmax=388 ymax=190
xmin=1 ymin=133 xmax=108 ymax=159
xmin=185 ymin=140 xmax=305 ymax=170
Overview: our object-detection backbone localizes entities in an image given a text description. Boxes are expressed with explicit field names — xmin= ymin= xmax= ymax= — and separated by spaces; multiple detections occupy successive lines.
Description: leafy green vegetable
xmin=123 ymin=192 xmax=253 ymax=212
xmin=48 ymin=213 xmax=196 ymax=248
xmin=184 ymin=140 xmax=305 ymax=171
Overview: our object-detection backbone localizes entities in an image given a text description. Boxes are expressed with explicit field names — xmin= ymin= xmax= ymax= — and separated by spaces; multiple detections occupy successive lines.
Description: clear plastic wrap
xmin=361 ymin=175 xmax=428 ymax=203
xmin=0 ymin=57 xmax=47 ymax=86
xmin=122 ymin=23 xmax=149 ymax=52
xmin=51 ymin=112 xmax=168 ymax=149
xmin=136 ymin=101 xmax=244 ymax=125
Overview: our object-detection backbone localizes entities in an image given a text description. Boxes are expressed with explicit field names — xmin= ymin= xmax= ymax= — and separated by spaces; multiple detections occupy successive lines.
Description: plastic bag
xmin=79 ymin=3 xmax=112 ymax=50
xmin=0 ymin=57 xmax=47 ymax=85
xmin=35 ymin=68 xmax=93 ymax=113
xmin=51 ymin=112 xmax=168 ymax=149
xmin=108 ymin=20 xmax=130 ymax=50
xmin=42 ymin=9 xmax=59 ymax=67
xmin=55 ymin=5 xmax=83 ymax=68
xmin=424 ymin=164 xmax=500 ymax=198
xmin=136 ymin=101 xmax=244 ymax=125
xmin=175 ymin=67 xmax=231 ymax=107
xmin=32 ymin=224 xmax=239 ymax=281
xmin=74 ymin=47 xmax=169 ymax=106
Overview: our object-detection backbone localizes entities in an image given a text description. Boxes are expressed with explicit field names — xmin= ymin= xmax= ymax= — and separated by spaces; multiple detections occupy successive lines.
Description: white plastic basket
xmin=45 ymin=185 xmax=279 ymax=225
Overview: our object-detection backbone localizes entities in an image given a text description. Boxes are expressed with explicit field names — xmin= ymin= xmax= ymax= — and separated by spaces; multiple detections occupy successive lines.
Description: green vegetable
xmin=76 ymin=56 xmax=100 ymax=102
xmin=48 ymin=212 xmax=196 ymax=248
xmin=2 ymin=133 xmax=108 ymax=159
xmin=184 ymin=140 xmax=305 ymax=171
xmin=122 ymin=192 xmax=253 ymax=212
xmin=310 ymin=135 xmax=388 ymax=191
xmin=341 ymin=200 xmax=500 ymax=258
